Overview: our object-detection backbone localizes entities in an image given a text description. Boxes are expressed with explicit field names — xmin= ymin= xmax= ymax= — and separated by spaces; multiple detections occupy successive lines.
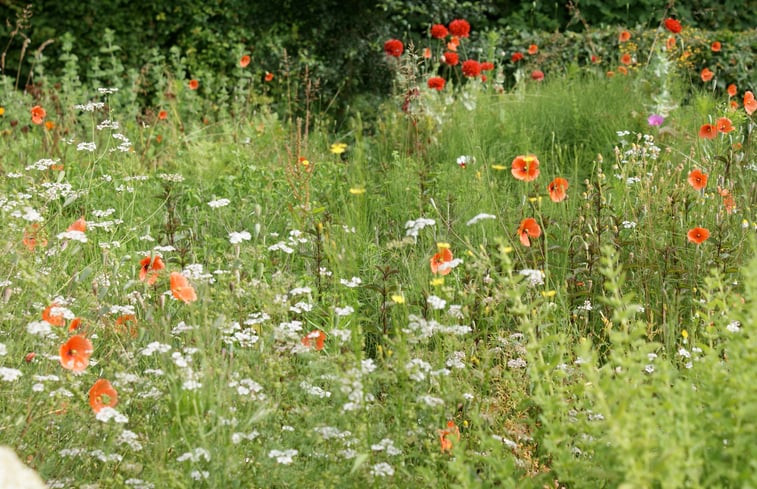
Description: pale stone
xmin=0 ymin=446 xmax=46 ymax=489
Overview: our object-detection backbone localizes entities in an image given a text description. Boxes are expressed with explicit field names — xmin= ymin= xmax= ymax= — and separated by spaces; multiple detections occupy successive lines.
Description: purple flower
xmin=647 ymin=114 xmax=664 ymax=126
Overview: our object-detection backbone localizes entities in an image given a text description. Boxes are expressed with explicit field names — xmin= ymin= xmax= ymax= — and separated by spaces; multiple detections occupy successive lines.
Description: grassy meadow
xmin=1 ymin=17 xmax=756 ymax=489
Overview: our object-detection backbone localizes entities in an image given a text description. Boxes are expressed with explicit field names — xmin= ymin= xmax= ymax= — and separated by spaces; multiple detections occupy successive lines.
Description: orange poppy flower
xmin=687 ymin=227 xmax=710 ymax=245
xmin=606 ymin=71 xmax=615 ymax=78
xmin=511 ymin=155 xmax=540 ymax=182
xmin=727 ymin=84 xmax=737 ymax=97
xmin=239 ymin=55 xmax=251 ymax=68
xmin=438 ymin=420 xmax=460 ymax=454
xmin=170 ymin=272 xmax=197 ymax=303
xmin=22 ymin=223 xmax=47 ymax=252
xmin=730 ymin=100 xmax=739 ymax=111
xmin=301 ymin=329 xmax=326 ymax=351
xmin=31 ymin=105 xmax=46 ymax=125
xmin=67 ymin=217 xmax=87 ymax=232
xmin=718 ymin=186 xmax=736 ymax=214
xmin=68 ymin=317 xmax=82 ymax=332
xmin=114 ymin=314 xmax=138 ymax=337
xmin=158 ymin=110 xmax=168 ymax=120
xmin=620 ymin=53 xmax=632 ymax=65
xmin=687 ymin=169 xmax=708 ymax=190
xmin=89 ymin=379 xmax=118 ymax=413
xmin=710 ymin=41 xmax=721 ymax=52
xmin=716 ymin=117 xmax=733 ymax=134
xmin=422 ymin=47 xmax=432 ymax=59
xmin=744 ymin=91 xmax=757 ymax=115
xmin=527 ymin=44 xmax=538 ymax=55
xmin=139 ymin=255 xmax=165 ymax=285
xmin=264 ymin=72 xmax=274 ymax=82
xmin=42 ymin=303 xmax=66 ymax=327
xmin=59 ymin=335 xmax=93 ymax=373
xmin=45 ymin=120 xmax=55 ymax=130
xmin=665 ymin=36 xmax=676 ymax=51
xmin=430 ymin=247 xmax=454 ymax=275
xmin=447 ymin=36 xmax=460 ymax=52
xmin=618 ymin=30 xmax=631 ymax=42
xmin=698 ymin=124 xmax=716 ymax=139
xmin=548 ymin=177 xmax=569 ymax=202
xmin=517 ymin=218 xmax=541 ymax=247
xmin=700 ymin=68 xmax=714 ymax=82
xmin=617 ymin=66 xmax=628 ymax=75
xmin=188 ymin=79 xmax=199 ymax=90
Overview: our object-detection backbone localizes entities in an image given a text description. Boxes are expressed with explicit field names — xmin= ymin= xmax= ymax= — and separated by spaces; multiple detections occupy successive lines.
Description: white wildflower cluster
xmin=221 ymin=322 xmax=259 ymax=348
xmin=371 ymin=438 xmax=402 ymax=455
xmin=0 ymin=343 xmax=6 ymax=356
xmin=446 ymin=351 xmax=466 ymax=369
xmin=171 ymin=321 xmax=195 ymax=335
xmin=404 ymin=217 xmax=435 ymax=238
xmin=456 ymin=155 xmax=475 ymax=167
xmin=208 ymin=198 xmax=230 ymax=208
xmin=370 ymin=462 xmax=395 ymax=477
xmin=158 ymin=173 xmax=184 ymax=183
xmin=244 ymin=311 xmax=270 ymax=326
xmin=77 ymin=142 xmax=97 ymax=152
xmin=26 ymin=158 xmax=60 ymax=171
xmin=182 ymin=264 xmax=214 ymax=282
xmin=0 ymin=367 xmax=23 ymax=382
xmin=622 ymin=220 xmax=637 ymax=229
xmin=339 ymin=366 xmax=375 ymax=411
xmin=268 ymin=230 xmax=308 ymax=254
xmin=334 ymin=305 xmax=354 ymax=317
xmin=96 ymin=119 xmax=120 ymax=130
xmin=117 ymin=430 xmax=143 ymax=451
xmin=140 ymin=342 xmax=172 ymax=356
xmin=228 ymin=230 xmax=252 ymax=244
xmin=177 ymin=448 xmax=211 ymax=463
xmin=519 ymin=269 xmax=545 ymax=286
xmin=125 ymin=479 xmax=154 ymax=489
xmin=418 ymin=394 xmax=445 ymax=407
xmin=726 ymin=320 xmax=741 ymax=333
xmin=95 ymin=407 xmax=129 ymax=424
xmin=340 ymin=276 xmax=362 ymax=288
xmin=231 ymin=431 xmax=259 ymax=444
xmin=314 ymin=426 xmax=353 ymax=440
xmin=190 ymin=471 xmax=209 ymax=481
xmin=427 ymin=295 xmax=446 ymax=310
xmin=40 ymin=182 xmax=78 ymax=200
xmin=300 ymin=381 xmax=331 ymax=398
xmin=19 ymin=206 xmax=44 ymax=222
xmin=268 ymin=449 xmax=298 ymax=465
xmin=228 ymin=378 xmax=265 ymax=400
xmin=56 ymin=230 xmax=87 ymax=242
xmin=507 ymin=358 xmax=527 ymax=369
xmin=402 ymin=314 xmax=472 ymax=342
xmin=74 ymin=101 xmax=105 ymax=111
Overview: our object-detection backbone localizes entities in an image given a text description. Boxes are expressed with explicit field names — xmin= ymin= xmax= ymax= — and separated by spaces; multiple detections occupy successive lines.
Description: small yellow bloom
xmin=528 ymin=196 xmax=542 ymax=203
xmin=466 ymin=250 xmax=473 ymax=256
xmin=502 ymin=246 xmax=513 ymax=254
xmin=391 ymin=294 xmax=405 ymax=304
xmin=45 ymin=120 xmax=56 ymax=130
xmin=491 ymin=164 xmax=507 ymax=171
xmin=430 ymin=278 xmax=444 ymax=286
xmin=330 ymin=142 xmax=348 ymax=154
xmin=437 ymin=242 xmax=451 ymax=250
xmin=0 ymin=107 xmax=5 ymax=116
xmin=386 ymin=349 xmax=393 ymax=357
xmin=682 ymin=329 xmax=688 ymax=339
xmin=300 ymin=158 xmax=310 ymax=167
xmin=541 ymin=290 xmax=556 ymax=298
xmin=349 ymin=187 xmax=366 ymax=195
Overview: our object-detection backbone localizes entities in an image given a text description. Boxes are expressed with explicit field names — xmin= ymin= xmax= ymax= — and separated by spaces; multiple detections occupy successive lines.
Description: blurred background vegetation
xmin=1 ymin=0 xmax=755 ymax=121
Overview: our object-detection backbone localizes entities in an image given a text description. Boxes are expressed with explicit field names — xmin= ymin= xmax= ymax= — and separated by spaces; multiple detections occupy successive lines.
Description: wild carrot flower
xmin=430 ymin=246 xmax=453 ymax=275
xmin=239 ymin=55 xmax=251 ymax=68
xmin=517 ymin=218 xmax=541 ymax=247
xmin=698 ymin=124 xmax=716 ymax=139
xmin=427 ymin=77 xmax=445 ymax=91
xmin=430 ymin=24 xmax=448 ymax=39
xmin=700 ymin=68 xmax=714 ymax=82
xmin=618 ymin=30 xmax=631 ymax=42
xmin=687 ymin=227 xmax=710 ymax=244
xmin=188 ymin=79 xmax=199 ymax=90
xmin=511 ymin=155 xmax=540 ymax=181
xmin=664 ymin=18 xmax=682 ymax=34
xmin=448 ymin=19 xmax=470 ymax=38
xmin=139 ymin=256 xmax=165 ymax=285
xmin=716 ymin=117 xmax=733 ymax=134
xmin=744 ymin=91 xmax=756 ymax=115
xmin=301 ymin=330 xmax=326 ymax=351
xmin=89 ymin=379 xmax=118 ymax=413
xmin=31 ymin=105 xmax=46 ymax=125
xmin=170 ymin=272 xmax=197 ymax=303
xmin=59 ymin=335 xmax=93 ymax=373
xmin=687 ymin=169 xmax=708 ymax=190
xmin=383 ymin=39 xmax=404 ymax=57
xmin=548 ymin=177 xmax=569 ymax=202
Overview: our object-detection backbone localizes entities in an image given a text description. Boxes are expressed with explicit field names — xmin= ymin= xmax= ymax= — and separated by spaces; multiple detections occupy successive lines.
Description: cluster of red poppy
xmin=698 ymin=116 xmax=734 ymax=139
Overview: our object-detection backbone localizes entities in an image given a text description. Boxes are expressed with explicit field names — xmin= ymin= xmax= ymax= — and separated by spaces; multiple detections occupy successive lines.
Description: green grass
xmin=0 ymin=43 xmax=756 ymax=489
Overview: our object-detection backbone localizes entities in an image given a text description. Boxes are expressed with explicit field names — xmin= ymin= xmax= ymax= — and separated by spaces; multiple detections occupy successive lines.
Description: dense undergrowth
xmin=0 ymin=12 xmax=756 ymax=489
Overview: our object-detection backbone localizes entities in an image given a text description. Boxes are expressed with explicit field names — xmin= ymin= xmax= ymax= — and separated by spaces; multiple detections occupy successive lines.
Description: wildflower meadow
xmin=1 ymin=4 xmax=756 ymax=488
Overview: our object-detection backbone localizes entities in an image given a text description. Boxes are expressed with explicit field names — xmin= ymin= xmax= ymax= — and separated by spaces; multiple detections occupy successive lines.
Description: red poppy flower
xmin=139 ymin=255 xmax=165 ymax=285
xmin=23 ymin=223 xmax=47 ymax=252
xmin=700 ymin=68 xmax=714 ymax=82
xmin=617 ymin=66 xmax=628 ymax=75
xmin=687 ymin=169 xmax=708 ymax=190
xmin=188 ymin=79 xmax=199 ymax=90
xmin=531 ymin=70 xmax=544 ymax=81
xmin=59 ymin=335 xmax=93 ymax=373
xmin=710 ymin=41 xmax=721 ymax=52
xmin=158 ymin=110 xmax=168 ymax=120
xmin=727 ymin=84 xmax=737 ymax=97
xmin=114 ymin=314 xmax=138 ymax=337
xmin=480 ymin=61 xmax=494 ymax=71
xmin=716 ymin=117 xmax=733 ymax=134
xmin=430 ymin=24 xmax=448 ymax=39
xmin=442 ymin=51 xmax=459 ymax=66
xmin=718 ymin=186 xmax=736 ymax=213
xmin=664 ymin=18 xmax=682 ymax=34
xmin=42 ymin=303 xmax=66 ymax=327
xmin=511 ymin=155 xmax=540 ymax=181
xmin=527 ymin=44 xmax=538 ymax=55
xmin=438 ymin=420 xmax=460 ymax=454
xmin=427 ymin=77 xmax=446 ymax=91
xmin=68 ymin=317 xmax=82 ymax=332
xmin=620 ymin=53 xmax=632 ymax=65
xmin=239 ymin=55 xmax=251 ymax=68
xmin=384 ymin=39 xmax=404 ymax=57
xmin=548 ymin=177 xmax=569 ymax=202
xmin=687 ymin=227 xmax=710 ymax=245
xmin=511 ymin=52 xmax=524 ymax=62
xmin=744 ymin=91 xmax=757 ymax=115
xmin=448 ymin=19 xmax=470 ymax=38
xmin=31 ymin=105 xmax=46 ymax=125
xmin=447 ymin=36 xmax=460 ymax=51
xmin=591 ymin=55 xmax=600 ymax=64
xmin=422 ymin=47 xmax=432 ymax=59
xmin=430 ymin=247 xmax=453 ymax=275
xmin=618 ymin=30 xmax=631 ymax=42
xmin=462 ymin=60 xmax=481 ymax=78
xmin=698 ymin=124 xmax=716 ymax=139
xmin=301 ymin=329 xmax=326 ymax=351
xmin=264 ymin=72 xmax=274 ymax=82
xmin=67 ymin=217 xmax=86 ymax=233
xmin=730 ymin=100 xmax=739 ymax=111
xmin=517 ymin=218 xmax=541 ymax=247
xmin=89 ymin=379 xmax=118 ymax=413
xmin=170 ymin=272 xmax=197 ymax=303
